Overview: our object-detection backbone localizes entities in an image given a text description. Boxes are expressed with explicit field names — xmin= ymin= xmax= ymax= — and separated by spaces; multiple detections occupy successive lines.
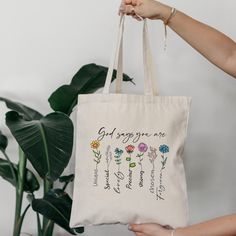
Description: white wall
xmin=0 ymin=0 xmax=236 ymax=235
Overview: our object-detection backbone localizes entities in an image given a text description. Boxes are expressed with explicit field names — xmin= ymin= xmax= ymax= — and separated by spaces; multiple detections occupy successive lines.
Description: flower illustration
xmin=148 ymin=146 xmax=157 ymax=193
xmin=114 ymin=148 xmax=124 ymax=172
xmin=157 ymin=144 xmax=170 ymax=200
xmin=125 ymin=144 xmax=136 ymax=190
xmin=115 ymin=148 xmax=124 ymax=156
xmin=138 ymin=143 xmax=148 ymax=153
xmin=159 ymin=144 xmax=170 ymax=171
xmin=90 ymin=140 xmax=100 ymax=149
xmin=125 ymin=145 xmax=136 ymax=166
xmin=90 ymin=139 xmax=102 ymax=187
xmin=148 ymin=146 xmax=158 ymax=164
xmin=125 ymin=145 xmax=135 ymax=154
xmin=136 ymin=143 xmax=148 ymax=187
xmin=159 ymin=144 xmax=169 ymax=154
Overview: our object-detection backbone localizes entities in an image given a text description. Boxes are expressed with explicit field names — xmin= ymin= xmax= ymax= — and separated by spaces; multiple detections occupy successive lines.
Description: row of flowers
xmin=91 ymin=140 xmax=169 ymax=158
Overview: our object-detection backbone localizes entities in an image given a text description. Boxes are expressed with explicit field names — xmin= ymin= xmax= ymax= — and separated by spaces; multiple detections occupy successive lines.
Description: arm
xmin=175 ymin=214 xmax=236 ymax=236
xmin=128 ymin=214 xmax=236 ymax=236
xmin=163 ymin=7 xmax=236 ymax=79
xmin=120 ymin=0 xmax=236 ymax=78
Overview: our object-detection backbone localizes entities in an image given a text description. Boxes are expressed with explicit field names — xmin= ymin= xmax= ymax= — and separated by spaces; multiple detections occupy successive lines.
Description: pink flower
xmin=138 ymin=143 xmax=148 ymax=153
xmin=125 ymin=145 xmax=135 ymax=154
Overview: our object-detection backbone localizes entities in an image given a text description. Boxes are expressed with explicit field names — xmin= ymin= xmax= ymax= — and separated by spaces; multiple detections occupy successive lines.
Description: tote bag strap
xmin=102 ymin=14 xmax=159 ymax=96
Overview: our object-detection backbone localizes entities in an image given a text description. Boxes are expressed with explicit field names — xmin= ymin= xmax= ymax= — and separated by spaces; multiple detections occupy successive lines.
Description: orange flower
xmin=90 ymin=140 xmax=100 ymax=149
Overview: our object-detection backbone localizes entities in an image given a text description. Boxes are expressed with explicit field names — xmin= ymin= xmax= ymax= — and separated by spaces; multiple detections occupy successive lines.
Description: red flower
xmin=125 ymin=145 xmax=135 ymax=154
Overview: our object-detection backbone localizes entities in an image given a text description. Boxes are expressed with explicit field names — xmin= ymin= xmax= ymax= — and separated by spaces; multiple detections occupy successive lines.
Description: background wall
xmin=0 ymin=0 xmax=236 ymax=235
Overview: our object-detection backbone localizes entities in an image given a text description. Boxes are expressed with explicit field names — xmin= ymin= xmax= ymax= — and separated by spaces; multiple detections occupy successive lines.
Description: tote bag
xmin=70 ymin=15 xmax=192 ymax=229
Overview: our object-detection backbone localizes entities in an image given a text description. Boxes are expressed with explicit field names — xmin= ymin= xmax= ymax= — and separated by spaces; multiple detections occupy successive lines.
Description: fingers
xmin=129 ymin=224 xmax=145 ymax=232
xmin=119 ymin=4 xmax=135 ymax=15
xmin=132 ymin=14 xmax=142 ymax=21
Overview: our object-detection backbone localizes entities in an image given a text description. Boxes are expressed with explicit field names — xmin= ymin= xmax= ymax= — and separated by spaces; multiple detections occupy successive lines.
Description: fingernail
xmin=128 ymin=224 xmax=132 ymax=230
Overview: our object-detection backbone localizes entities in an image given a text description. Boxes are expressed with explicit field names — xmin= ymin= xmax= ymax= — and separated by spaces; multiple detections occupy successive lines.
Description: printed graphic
xmin=104 ymin=145 xmax=112 ymax=190
xmin=148 ymin=146 xmax=158 ymax=194
xmin=136 ymin=143 xmax=148 ymax=187
xmin=90 ymin=140 xmax=102 ymax=186
xmin=155 ymin=145 xmax=169 ymax=200
xmin=113 ymin=148 xmax=124 ymax=194
xmin=125 ymin=144 xmax=136 ymax=190
xmin=89 ymin=127 xmax=170 ymax=200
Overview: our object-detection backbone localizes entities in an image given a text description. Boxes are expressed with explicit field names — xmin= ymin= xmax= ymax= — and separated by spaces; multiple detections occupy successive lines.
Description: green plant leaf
xmin=0 ymin=158 xmax=39 ymax=192
xmin=5 ymin=111 xmax=73 ymax=181
xmin=31 ymin=189 xmax=84 ymax=234
xmin=0 ymin=131 xmax=8 ymax=151
xmin=59 ymin=174 xmax=74 ymax=184
xmin=0 ymin=97 xmax=43 ymax=120
xmin=48 ymin=63 xmax=135 ymax=115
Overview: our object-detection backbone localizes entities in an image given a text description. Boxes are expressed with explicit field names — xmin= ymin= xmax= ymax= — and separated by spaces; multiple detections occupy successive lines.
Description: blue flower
xmin=114 ymin=148 xmax=123 ymax=157
xmin=159 ymin=145 xmax=169 ymax=154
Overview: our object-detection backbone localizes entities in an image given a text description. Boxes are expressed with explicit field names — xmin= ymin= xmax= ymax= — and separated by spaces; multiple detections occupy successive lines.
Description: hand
xmin=119 ymin=0 xmax=172 ymax=22
xmin=128 ymin=223 xmax=172 ymax=236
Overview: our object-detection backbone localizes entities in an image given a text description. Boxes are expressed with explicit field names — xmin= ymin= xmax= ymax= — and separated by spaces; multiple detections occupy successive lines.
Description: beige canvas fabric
xmin=70 ymin=15 xmax=192 ymax=229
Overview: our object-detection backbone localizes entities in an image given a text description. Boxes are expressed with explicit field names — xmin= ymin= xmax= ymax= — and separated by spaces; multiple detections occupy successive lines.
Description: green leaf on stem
xmin=31 ymin=189 xmax=84 ymax=234
xmin=0 ymin=158 xmax=39 ymax=192
xmin=6 ymin=111 xmax=73 ymax=181
xmin=0 ymin=97 xmax=43 ymax=120
xmin=48 ymin=63 xmax=135 ymax=115
xmin=59 ymin=174 xmax=74 ymax=184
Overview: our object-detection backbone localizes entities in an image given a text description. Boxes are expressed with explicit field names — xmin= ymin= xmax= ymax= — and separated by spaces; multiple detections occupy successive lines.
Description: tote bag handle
xmin=102 ymin=14 xmax=159 ymax=96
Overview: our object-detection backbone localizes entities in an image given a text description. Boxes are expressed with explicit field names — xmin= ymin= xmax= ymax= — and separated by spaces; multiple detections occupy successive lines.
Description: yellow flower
xmin=90 ymin=140 xmax=100 ymax=149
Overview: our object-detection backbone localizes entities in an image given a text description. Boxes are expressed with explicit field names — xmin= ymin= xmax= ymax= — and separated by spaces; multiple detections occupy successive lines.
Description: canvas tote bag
xmin=70 ymin=15 xmax=192 ymax=229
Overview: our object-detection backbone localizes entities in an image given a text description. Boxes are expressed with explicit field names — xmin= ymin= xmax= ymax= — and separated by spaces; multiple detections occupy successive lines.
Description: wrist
xmin=157 ymin=3 xmax=172 ymax=22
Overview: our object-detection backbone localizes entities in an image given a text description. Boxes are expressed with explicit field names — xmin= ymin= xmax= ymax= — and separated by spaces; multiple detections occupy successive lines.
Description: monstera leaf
xmin=5 ymin=111 xmax=73 ymax=181
xmin=0 ymin=158 xmax=39 ymax=192
xmin=0 ymin=97 xmax=43 ymax=120
xmin=31 ymin=189 xmax=84 ymax=234
xmin=48 ymin=63 xmax=135 ymax=115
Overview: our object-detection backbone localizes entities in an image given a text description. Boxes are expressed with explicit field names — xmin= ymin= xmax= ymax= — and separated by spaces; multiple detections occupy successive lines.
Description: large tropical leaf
xmin=31 ymin=189 xmax=84 ymax=234
xmin=5 ymin=111 xmax=73 ymax=181
xmin=48 ymin=63 xmax=135 ymax=115
xmin=0 ymin=158 xmax=39 ymax=192
xmin=0 ymin=97 xmax=43 ymax=120
xmin=0 ymin=131 xmax=8 ymax=151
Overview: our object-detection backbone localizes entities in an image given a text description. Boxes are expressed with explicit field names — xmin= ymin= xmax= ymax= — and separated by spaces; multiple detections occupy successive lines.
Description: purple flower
xmin=138 ymin=143 xmax=148 ymax=153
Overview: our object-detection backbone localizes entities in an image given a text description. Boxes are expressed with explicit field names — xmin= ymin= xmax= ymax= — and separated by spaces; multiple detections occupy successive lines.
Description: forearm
xmin=160 ymin=4 xmax=236 ymax=78
xmin=175 ymin=214 xmax=236 ymax=236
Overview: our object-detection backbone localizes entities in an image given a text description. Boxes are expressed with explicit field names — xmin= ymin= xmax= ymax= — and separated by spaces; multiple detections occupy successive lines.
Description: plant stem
xmin=36 ymin=212 xmax=43 ymax=236
xmin=13 ymin=147 xmax=27 ymax=236
xmin=42 ymin=178 xmax=54 ymax=236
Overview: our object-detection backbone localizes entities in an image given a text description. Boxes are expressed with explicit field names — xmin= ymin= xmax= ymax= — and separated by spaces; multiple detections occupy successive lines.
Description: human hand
xmin=128 ymin=223 xmax=172 ymax=236
xmin=119 ymin=0 xmax=172 ymax=22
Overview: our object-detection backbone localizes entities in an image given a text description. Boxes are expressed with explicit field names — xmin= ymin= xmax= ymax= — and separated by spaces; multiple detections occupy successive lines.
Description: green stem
xmin=13 ymin=147 xmax=27 ymax=236
xmin=36 ymin=212 xmax=43 ymax=236
xmin=62 ymin=181 xmax=69 ymax=191
xmin=14 ymin=204 xmax=30 ymax=235
xmin=42 ymin=179 xmax=54 ymax=236
xmin=44 ymin=221 xmax=54 ymax=236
